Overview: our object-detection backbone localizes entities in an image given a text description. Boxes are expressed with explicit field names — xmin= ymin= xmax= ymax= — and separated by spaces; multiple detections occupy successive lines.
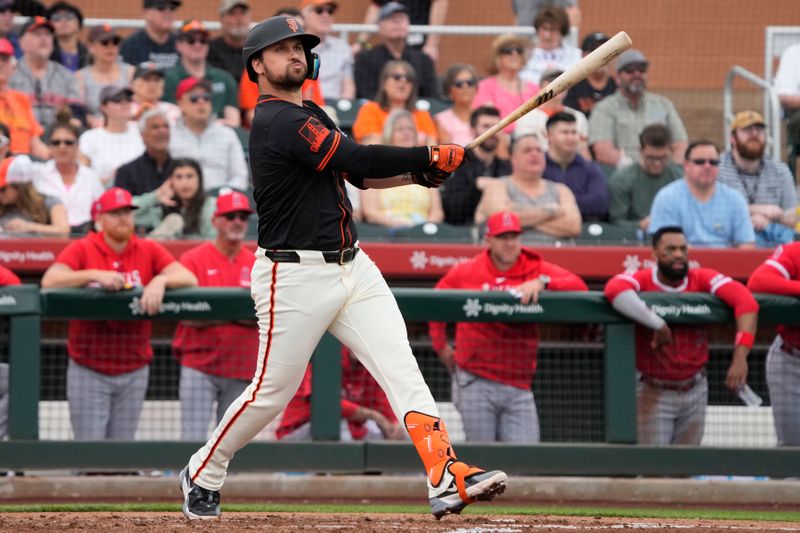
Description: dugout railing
xmin=1 ymin=286 xmax=800 ymax=476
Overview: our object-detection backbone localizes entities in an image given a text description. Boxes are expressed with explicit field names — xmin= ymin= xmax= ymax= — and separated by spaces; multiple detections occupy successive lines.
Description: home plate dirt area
xmin=0 ymin=513 xmax=798 ymax=532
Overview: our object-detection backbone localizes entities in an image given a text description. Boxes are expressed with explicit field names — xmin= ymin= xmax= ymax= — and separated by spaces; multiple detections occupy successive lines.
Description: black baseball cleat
xmin=179 ymin=466 xmax=221 ymax=520
xmin=428 ymin=460 xmax=508 ymax=519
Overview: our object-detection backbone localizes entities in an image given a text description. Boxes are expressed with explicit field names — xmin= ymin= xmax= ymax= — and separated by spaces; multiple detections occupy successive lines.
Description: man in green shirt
xmin=608 ymin=124 xmax=682 ymax=230
xmin=163 ymin=19 xmax=240 ymax=128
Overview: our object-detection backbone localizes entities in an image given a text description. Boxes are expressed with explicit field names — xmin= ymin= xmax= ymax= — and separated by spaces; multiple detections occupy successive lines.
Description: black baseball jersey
xmin=250 ymin=97 xmax=357 ymax=251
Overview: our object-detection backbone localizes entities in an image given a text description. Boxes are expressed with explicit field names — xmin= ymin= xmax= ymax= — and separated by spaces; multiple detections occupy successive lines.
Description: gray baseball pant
xmin=766 ymin=336 xmax=800 ymax=446
xmin=180 ymin=366 xmax=250 ymax=441
xmin=452 ymin=367 xmax=540 ymax=443
xmin=636 ymin=373 xmax=707 ymax=445
xmin=66 ymin=359 xmax=149 ymax=440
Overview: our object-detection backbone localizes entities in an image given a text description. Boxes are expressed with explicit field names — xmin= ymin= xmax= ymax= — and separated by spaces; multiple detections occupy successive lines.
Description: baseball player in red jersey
xmin=180 ymin=16 xmax=507 ymax=521
xmin=40 ymin=188 xmax=197 ymax=440
xmin=604 ymin=226 xmax=758 ymax=445
xmin=277 ymin=347 xmax=403 ymax=441
xmin=748 ymin=243 xmax=800 ymax=445
xmin=0 ymin=264 xmax=20 ymax=440
xmin=430 ymin=211 xmax=588 ymax=443
xmin=172 ymin=190 xmax=259 ymax=441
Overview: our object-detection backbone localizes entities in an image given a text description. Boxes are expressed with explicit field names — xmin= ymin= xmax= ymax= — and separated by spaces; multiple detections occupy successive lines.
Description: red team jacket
xmin=172 ymin=242 xmax=259 ymax=381
xmin=0 ymin=265 xmax=20 ymax=286
xmin=748 ymin=243 xmax=800 ymax=349
xmin=429 ymin=248 xmax=588 ymax=390
xmin=276 ymin=348 xmax=396 ymax=440
xmin=605 ymin=267 xmax=758 ymax=381
xmin=54 ymin=231 xmax=176 ymax=375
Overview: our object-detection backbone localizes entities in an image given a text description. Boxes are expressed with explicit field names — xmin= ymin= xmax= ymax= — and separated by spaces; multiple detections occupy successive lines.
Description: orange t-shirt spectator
xmin=351 ymin=59 xmax=437 ymax=145
xmin=0 ymin=38 xmax=46 ymax=158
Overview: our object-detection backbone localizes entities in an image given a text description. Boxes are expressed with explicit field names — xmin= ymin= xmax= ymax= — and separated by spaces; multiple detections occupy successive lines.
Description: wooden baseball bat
xmin=465 ymin=31 xmax=633 ymax=150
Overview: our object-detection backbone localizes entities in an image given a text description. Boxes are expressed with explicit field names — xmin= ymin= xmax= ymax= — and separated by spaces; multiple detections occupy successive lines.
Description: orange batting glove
xmin=429 ymin=144 xmax=465 ymax=173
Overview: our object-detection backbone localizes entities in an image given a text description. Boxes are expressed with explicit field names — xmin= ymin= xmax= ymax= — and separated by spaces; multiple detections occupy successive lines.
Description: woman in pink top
xmin=473 ymin=34 xmax=540 ymax=134
xmin=434 ymin=64 xmax=478 ymax=146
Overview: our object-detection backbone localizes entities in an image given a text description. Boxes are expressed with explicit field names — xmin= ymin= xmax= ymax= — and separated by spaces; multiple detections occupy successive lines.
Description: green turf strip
xmin=0 ymin=503 xmax=798 ymax=522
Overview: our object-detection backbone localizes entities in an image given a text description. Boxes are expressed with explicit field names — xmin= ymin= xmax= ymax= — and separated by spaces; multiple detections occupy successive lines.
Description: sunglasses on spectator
xmin=184 ymin=37 xmax=208 ymax=46
xmin=107 ymin=94 xmax=133 ymax=104
xmin=689 ymin=158 xmax=720 ymax=166
xmin=223 ymin=212 xmax=250 ymax=222
xmin=499 ymin=46 xmax=525 ymax=56
xmin=620 ymin=63 xmax=647 ymax=74
xmin=99 ymin=37 xmax=122 ymax=46
xmin=50 ymin=12 xmax=77 ymax=22
xmin=154 ymin=4 xmax=178 ymax=11
xmin=389 ymin=73 xmax=413 ymax=82
xmin=50 ymin=138 xmax=76 ymax=146
xmin=189 ymin=93 xmax=212 ymax=103
xmin=312 ymin=5 xmax=336 ymax=15
xmin=453 ymin=78 xmax=477 ymax=89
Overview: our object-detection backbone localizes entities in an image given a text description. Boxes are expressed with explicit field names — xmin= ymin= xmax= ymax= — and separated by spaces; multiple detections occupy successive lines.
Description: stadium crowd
xmin=1 ymin=0 xmax=800 ymax=448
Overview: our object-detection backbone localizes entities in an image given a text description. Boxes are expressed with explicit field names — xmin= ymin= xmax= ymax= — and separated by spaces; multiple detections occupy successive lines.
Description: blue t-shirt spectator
xmin=648 ymin=179 xmax=755 ymax=247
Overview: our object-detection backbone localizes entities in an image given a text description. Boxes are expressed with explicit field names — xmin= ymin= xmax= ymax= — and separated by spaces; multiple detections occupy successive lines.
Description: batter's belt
xmin=639 ymin=368 xmax=707 ymax=392
xmin=264 ymin=246 xmax=359 ymax=265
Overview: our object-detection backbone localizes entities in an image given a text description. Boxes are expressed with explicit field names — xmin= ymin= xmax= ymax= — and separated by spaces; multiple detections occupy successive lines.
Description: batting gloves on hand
xmin=429 ymin=144 xmax=466 ymax=173
xmin=411 ymin=169 xmax=450 ymax=188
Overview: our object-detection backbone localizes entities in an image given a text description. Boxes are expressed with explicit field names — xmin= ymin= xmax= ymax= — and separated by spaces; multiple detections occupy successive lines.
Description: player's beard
xmin=735 ymin=137 xmax=765 ymax=160
xmin=657 ymin=259 xmax=688 ymax=281
xmin=266 ymin=62 xmax=306 ymax=91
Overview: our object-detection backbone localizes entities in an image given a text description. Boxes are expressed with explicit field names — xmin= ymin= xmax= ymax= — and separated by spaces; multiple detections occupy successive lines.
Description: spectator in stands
xmin=27 ymin=116 xmax=104 ymax=232
xmin=120 ymin=0 xmax=181 ymax=70
xmin=588 ymin=49 xmax=688 ymax=173
xmin=514 ymin=0 xmax=580 ymax=47
xmin=430 ymin=210 xmax=587 ymax=442
xmin=361 ymin=109 xmax=443 ymax=227
xmin=564 ymin=32 xmax=617 ymax=118
xmin=79 ymin=86 xmax=145 ymax=187
xmin=46 ymin=1 xmax=87 ymax=72
xmin=605 ymin=226 xmax=758 ymax=445
xmin=542 ymin=112 xmax=607 ymax=221
xmin=169 ymin=77 xmax=248 ymax=192
xmin=354 ymin=2 xmax=439 ymax=100
xmin=0 ymin=155 xmax=69 ymax=236
xmin=747 ymin=242 xmax=800 ymax=446
xmin=435 ymin=64 xmax=478 ymax=146
xmin=718 ymin=111 xmax=797 ymax=247
xmin=608 ymin=124 xmax=682 ymax=230
xmin=519 ymin=5 xmax=580 ymax=85
xmin=277 ymin=347 xmax=404 ymax=441
xmin=0 ymin=39 xmax=49 ymax=159
xmin=354 ymin=0 xmax=449 ymax=62
xmin=0 ymin=263 xmax=19 ymax=440
xmin=515 ymin=69 xmax=589 ymax=158
xmin=115 ymin=108 xmax=173 ymax=197
xmin=134 ymin=157 xmax=216 ymax=238
xmin=9 ymin=17 xmax=82 ymax=133
xmin=207 ymin=0 xmax=250 ymax=83
xmin=0 ymin=0 xmax=20 ymax=58
xmin=774 ymin=42 xmax=800 ymax=180
xmin=473 ymin=33 xmax=539 ymax=134
xmin=649 ymin=140 xmax=755 ymax=248
xmin=163 ymin=20 xmax=240 ymax=128
xmin=442 ymin=106 xmax=510 ymax=226
xmin=301 ymin=0 xmax=355 ymax=100
xmin=172 ymin=189 xmax=257 ymax=440
xmin=75 ymin=25 xmax=134 ymax=127
xmin=352 ymin=60 xmax=437 ymax=145
xmin=129 ymin=61 xmax=181 ymax=124
xmin=41 ymin=187 xmax=197 ymax=441
xmin=476 ymin=133 xmax=581 ymax=244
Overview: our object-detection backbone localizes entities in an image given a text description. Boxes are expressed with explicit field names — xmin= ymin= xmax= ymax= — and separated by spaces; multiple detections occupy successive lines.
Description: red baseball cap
xmin=486 ymin=211 xmax=522 ymax=237
xmin=91 ymin=187 xmax=138 ymax=218
xmin=0 ymin=38 xmax=13 ymax=56
xmin=214 ymin=190 xmax=254 ymax=217
xmin=175 ymin=76 xmax=212 ymax=101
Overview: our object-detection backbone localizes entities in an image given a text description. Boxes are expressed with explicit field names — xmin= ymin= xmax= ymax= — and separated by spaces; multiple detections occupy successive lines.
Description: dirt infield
xmin=0 ymin=512 xmax=798 ymax=532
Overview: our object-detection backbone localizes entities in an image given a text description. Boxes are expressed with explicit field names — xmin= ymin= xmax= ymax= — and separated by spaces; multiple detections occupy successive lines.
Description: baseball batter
xmin=748 ymin=243 xmax=800 ymax=445
xmin=604 ymin=226 xmax=758 ymax=445
xmin=180 ymin=16 xmax=507 ymax=520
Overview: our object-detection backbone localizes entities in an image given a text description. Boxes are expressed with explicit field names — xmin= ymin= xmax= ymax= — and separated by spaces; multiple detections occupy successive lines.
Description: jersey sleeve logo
xmin=298 ymin=116 xmax=330 ymax=153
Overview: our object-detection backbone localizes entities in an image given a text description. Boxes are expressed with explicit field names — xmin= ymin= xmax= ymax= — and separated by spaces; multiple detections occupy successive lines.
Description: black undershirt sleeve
xmin=328 ymin=135 xmax=431 ymax=188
